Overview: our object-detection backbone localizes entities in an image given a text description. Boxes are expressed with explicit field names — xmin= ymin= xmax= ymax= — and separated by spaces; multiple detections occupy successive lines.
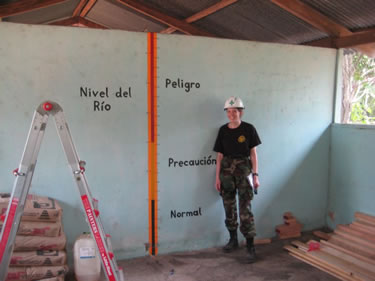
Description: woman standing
xmin=213 ymin=96 xmax=261 ymax=263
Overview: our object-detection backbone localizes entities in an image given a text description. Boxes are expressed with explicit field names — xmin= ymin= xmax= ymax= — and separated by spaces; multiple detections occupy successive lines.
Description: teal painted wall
xmin=328 ymin=124 xmax=375 ymax=228
xmin=0 ymin=22 xmax=337 ymax=260
xmin=0 ymin=23 xmax=149 ymax=259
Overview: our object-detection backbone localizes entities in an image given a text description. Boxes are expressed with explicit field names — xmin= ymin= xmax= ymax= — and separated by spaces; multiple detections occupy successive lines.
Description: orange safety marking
xmin=147 ymin=32 xmax=158 ymax=256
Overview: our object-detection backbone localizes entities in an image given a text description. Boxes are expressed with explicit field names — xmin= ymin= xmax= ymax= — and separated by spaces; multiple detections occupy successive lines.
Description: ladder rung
xmin=105 ymin=234 xmax=113 ymax=252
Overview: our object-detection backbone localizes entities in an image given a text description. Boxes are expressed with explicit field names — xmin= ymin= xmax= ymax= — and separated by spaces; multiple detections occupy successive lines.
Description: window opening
xmin=341 ymin=50 xmax=375 ymax=124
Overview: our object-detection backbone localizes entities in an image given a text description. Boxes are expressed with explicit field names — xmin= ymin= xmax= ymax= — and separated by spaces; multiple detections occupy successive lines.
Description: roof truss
xmin=160 ymin=0 xmax=238 ymax=34
xmin=50 ymin=16 xmax=107 ymax=29
xmin=73 ymin=0 xmax=97 ymax=17
xmin=0 ymin=0 xmax=66 ymax=18
xmin=1 ymin=0 xmax=375 ymax=56
xmin=116 ymin=0 xmax=214 ymax=37
xmin=271 ymin=0 xmax=375 ymax=56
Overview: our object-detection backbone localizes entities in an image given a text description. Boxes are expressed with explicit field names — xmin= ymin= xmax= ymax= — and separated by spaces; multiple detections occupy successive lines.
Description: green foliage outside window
xmin=342 ymin=52 xmax=375 ymax=124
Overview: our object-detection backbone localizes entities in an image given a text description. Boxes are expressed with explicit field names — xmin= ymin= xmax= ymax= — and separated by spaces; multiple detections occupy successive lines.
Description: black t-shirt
xmin=213 ymin=122 xmax=261 ymax=157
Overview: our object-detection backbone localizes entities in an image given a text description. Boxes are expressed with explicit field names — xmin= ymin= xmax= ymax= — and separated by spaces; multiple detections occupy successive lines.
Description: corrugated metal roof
xmin=136 ymin=0 xmax=222 ymax=19
xmin=300 ymin=0 xmax=375 ymax=31
xmin=87 ymin=0 xmax=167 ymax=31
xmin=1 ymin=0 xmax=375 ymax=53
xmin=3 ymin=0 xmax=80 ymax=24
xmin=193 ymin=0 xmax=327 ymax=44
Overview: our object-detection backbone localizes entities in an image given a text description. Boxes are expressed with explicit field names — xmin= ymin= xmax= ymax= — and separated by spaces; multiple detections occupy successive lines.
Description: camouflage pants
xmin=220 ymin=156 xmax=256 ymax=238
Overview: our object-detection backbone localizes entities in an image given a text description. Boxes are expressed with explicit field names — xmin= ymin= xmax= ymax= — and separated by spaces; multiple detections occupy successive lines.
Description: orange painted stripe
xmin=147 ymin=32 xmax=158 ymax=256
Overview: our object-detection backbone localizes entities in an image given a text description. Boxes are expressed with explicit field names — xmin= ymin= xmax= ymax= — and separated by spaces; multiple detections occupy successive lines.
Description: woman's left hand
xmin=253 ymin=176 xmax=260 ymax=189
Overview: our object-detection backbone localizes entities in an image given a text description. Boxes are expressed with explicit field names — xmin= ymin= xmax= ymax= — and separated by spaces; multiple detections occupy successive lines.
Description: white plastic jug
xmin=74 ymin=233 xmax=101 ymax=281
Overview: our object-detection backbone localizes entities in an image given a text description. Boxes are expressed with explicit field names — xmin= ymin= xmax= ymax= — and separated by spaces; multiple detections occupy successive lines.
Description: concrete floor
xmin=68 ymin=231 xmax=339 ymax=281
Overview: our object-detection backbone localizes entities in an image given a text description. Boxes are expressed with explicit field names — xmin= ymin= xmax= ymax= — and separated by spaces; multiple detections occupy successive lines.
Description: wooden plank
xmin=350 ymin=222 xmax=375 ymax=236
xmin=307 ymin=250 xmax=375 ymax=281
xmin=321 ymin=240 xmax=375 ymax=267
xmin=285 ymin=245 xmax=363 ymax=281
xmin=116 ymin=0 xmax=214 ymax=37
xmin=254 ymin=238 xmax=271 ymax=245
xmin=0 ymin=0 xmax=66 ymax=18
xmin=271 ymin=0 xmax=350 ymax=37
xmin=160 ymin=0 xmax=238 ymax=34
xmin=302 ymin=239 xmax=375 ymax=278
xmin=352 ymin=220 xmax=375 ymax=232
xmin=329 ymin=235 xmax=375 ymax=259
xmin=355 ymin=212 xmax=375 ymax=227
xmin=313 ymin=230 xmax=331 ymax=240
xmin=334 ymin=229 xmax=375 ymax=251
xmin=320 ymin=242 xmax=375 ymax=274
xmin=289 ymin=252 xmax=355 ymax=281
xmin=337 ymin=225 xmax=375 ymax=243
xmin=291 ymin=240 xmax=308 ymax=251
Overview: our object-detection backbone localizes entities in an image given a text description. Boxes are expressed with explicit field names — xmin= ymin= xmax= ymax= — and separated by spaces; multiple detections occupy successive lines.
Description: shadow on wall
xmin=59 ymin=201 xmax=89 ymax=268
xmin=255 ymin=126 xmax=331 ymax=239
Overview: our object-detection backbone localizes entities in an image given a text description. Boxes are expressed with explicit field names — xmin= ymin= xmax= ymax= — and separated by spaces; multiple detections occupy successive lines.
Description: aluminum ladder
xmin=0 ymin=101 xmax=125 ymax=281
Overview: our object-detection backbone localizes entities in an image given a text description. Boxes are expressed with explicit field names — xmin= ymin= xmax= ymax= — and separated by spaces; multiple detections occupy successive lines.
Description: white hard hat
xmin=224 ymin=96 xmax=245 ymax=110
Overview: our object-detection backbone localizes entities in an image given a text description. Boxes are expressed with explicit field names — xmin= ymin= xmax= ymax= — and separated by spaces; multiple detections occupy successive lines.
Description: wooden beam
xmin=160 ymin=0 xmax=238 ymax=34
xmin=50 ymin=16 xmax=107 ymax=29
xmin=271 ymin=0 xmax=375 ymax=57
xmin=335 ymin=29 xmax=375 ymax=48
xmin=73 ymin=0 xmax=96 ymax=17
xmin=271 ymin=0 xmax=350 ymax=37
xmin=80 ymin=0 xmax=97 ymax=17
xmin=320 ymin=240 xmax=375 ymax=267
xmin=308 ymin=29 xmax=375 ymax=49
xmin=0 ymin=0 xmax=66 ymax=18
xmin=285 ymin=245 xmax=368 ymax=281
xmin=329 ymin=235 xmax=375 ymax=259
xmin=72 ymin=0 xmax=88 ymax=17
xmin=116 ymin=0 xmax=214 ymax=37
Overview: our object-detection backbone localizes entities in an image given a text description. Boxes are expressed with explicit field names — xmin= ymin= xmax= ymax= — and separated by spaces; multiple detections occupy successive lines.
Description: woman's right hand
xmin=215 ymin=178 xmax=221 ymax=192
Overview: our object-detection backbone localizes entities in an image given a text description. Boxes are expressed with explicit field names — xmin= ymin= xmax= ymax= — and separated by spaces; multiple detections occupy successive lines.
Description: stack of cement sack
xmin=0 ymin=193 xmax=68 ymax=281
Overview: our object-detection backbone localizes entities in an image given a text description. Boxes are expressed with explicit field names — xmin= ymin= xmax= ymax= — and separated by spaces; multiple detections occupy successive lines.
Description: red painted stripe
xmin=81 ymin=195 xmax=116 ymax=281
xmin=0 ymin=197 xmax=19 ymax=264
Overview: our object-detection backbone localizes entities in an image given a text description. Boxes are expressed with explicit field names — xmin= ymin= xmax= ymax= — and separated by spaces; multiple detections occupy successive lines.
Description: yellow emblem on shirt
xmin=238 ymin=135 xmax=246 ymax=143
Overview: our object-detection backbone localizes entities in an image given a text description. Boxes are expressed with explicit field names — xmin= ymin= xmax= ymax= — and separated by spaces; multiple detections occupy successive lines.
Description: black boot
xmin=223 ymin=230 xmax=239 ymax=253
xmin=245 ymin=237 xmax=257 ymax=263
